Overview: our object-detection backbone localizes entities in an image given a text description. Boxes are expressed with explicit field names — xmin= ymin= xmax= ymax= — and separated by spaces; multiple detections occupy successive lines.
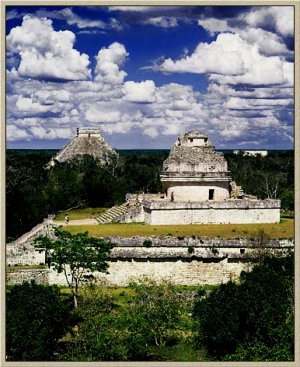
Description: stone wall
xmin=104 ymin=236 xmax=293 ymax=248
xmin=163 ymin=180 xmax=230 ymax=201
xmin=6 ymin=217 xmax=54 ymax=266
xmin=7 ymin=234 xmax=293 ymax=287
xmin=6 ymin=269 xmax=49 ymax=285
xmin=48 ymin=258 xmax=254 ymax=286
xmin=143 ymin=199 xmax=281 ymax=224
xmin=47 ymin=237 xmax=293 ymax=287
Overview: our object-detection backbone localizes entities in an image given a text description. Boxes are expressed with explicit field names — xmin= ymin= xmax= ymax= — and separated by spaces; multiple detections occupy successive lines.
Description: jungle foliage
xmin=6 ymin=149 xmax=293 ymax=240
xmin=6 ymin=253 xmax=294 ymax=362
xmin=6 ymin=281 xmax=74 ymax=361
xmin=33 ymin=228 xmax=115 ymax=308
xmin=6 ymin=150 xmax=166 ymax=240
xmin=193 ymin=252 xmax=294 ymax=361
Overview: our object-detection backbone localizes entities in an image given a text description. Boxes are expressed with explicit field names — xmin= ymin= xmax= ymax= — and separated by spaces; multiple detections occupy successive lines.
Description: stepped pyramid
xmin=47 ymin=128 xmax=117 ymax=167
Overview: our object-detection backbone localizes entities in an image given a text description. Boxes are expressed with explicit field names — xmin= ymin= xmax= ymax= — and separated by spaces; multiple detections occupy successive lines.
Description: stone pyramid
xmin=47 ymin=128 xmax=117 ymax=167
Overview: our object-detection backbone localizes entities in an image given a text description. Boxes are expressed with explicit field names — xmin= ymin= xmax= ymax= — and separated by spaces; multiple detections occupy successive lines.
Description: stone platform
xmin=142 ymin=199 xmax=281 ymax=225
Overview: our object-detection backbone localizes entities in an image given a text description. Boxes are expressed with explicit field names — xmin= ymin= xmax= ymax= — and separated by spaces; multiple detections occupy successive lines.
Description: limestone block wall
xmin=7 ymin=234 xmax=292 ymax=287
xmin=164 ymin=180 xmax=230 ymax=201
xmin=164 ymin=160 xmax=228 ymax=174
xmin=6 ymin=217 xmax=54 ymax=266
xmin=6 ymin=269 xmax=49 ymax=285
xmin=47 ymin=258 xmax=254 ymax=287
xmin=143 ymin=199 xmax=281 ymax=224
xmin=6 ymin=246 xmax=45 ymax=266
xmin=123 ymin=205 xmax=145 ymax=223
xmin=47 ymin=238 xmax=292 ymax=287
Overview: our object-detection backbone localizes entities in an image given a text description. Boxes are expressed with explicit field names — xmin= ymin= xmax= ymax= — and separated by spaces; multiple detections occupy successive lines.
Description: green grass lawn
xmin=64 ymin=219 xmax=294 ymax=239
xmin=6 ymin=264 xmax=46 ymax=272
xmin=55 ymin=207 xmax=107 ymax=221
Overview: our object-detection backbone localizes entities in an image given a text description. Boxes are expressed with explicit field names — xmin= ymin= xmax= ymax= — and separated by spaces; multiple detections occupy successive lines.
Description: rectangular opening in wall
xmin=209 ymin=189 xmax=214 ymax=200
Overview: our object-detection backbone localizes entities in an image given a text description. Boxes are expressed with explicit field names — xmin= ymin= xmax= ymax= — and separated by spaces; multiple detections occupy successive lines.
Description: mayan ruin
xmin=117 ymin=131 xmax=281 ymax=225
xmin=47 ymin=127 xmax=117 ymax=167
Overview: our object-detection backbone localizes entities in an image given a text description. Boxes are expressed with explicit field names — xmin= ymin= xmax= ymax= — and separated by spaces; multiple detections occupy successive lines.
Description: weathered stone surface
xmin=48 ymin=259 xmax=253 ymax=286
xmin=6 ymin=269 xmax=49 ymax=285
xmin=132 ymin=130 xmax=282 ymax=224
xmin=162 ymin=131 xmax=228 ymax=172
xmin=142 ymin=199 xmax=281 ymax=224
xmin=103 ymin=236 xmax=293 ymax=248
xmin=47 ymin=127 xmax=117 ymax=166
xmin=7 ymin=229 xmax=293 ymax=287
xmin=6 ymin=218 xmax=54 ymax=265
xmin=161 ymin=131 xmax=231 ymax=201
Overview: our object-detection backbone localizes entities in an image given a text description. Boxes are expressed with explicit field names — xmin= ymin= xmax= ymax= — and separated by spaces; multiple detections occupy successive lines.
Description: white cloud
xmin=144 ymin=127 xmax=159 ymax=138
xmin=95 ymin=42 xmax=128 ymax=85
xmin=123 ymin=80 xmax=156 ymax=103
xmin=59 ymin=8 xmax=106 ymax=29
xmin=241 ymin=6 xmax=294 ymax=37
xmin=6 ymin=9 xmax=21 ymax=21
xmin=85 ymin=108 xmax=121 ymax=123
xmin=6 ymin=125 xmax=30 ymax=141
xmin=109 ymin=18 xmax=123 ymax=30
xmin=35 ymin=90 xmax=71 ymax=103
xmin=16 ymin=96 xmax=57 ymax=114
xmin=160 ymin=33 xmax=246 ymax=75
xmin=143 ymin=16 xmax=178 ymax=28
xmin=198 ymin=18 xmax=290 ymax=56
xmin=197 ymin=19 xmax=229 ymax=36
xmin=224 ymin=97 xmax=292 ymax=110
xmin=7 ymin=15 xmax=91 ymax=81
xmin=160 ymin=33 xmax=293 ymax=86
xmin=29 ymin=126 xmax=73 ymax=140
xmin=108 ymin=6 xmax=160 ymax=12
xmin=207 ymin=83 xmax=293 ymax=100
xmin=7 ymin=62 xmax=293 ymax=146
xmin=101 ymin=122 xmax=133 ymax=134
xmin=240 ymin=28 xmax=290 ymax=56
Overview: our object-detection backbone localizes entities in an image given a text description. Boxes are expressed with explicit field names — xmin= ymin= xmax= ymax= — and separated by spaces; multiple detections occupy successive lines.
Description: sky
xmin=5 ymin=5 xmax=294 ymax=149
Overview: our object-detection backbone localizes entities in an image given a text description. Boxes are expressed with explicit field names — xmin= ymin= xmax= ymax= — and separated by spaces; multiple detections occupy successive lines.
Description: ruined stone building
xmin=47 ymin=127 xmax=117 ymax=167
xmin=122 ymin=131 xmax=281 ymax=225
xmin=161 ymin=131 xmax=231 ymax=201
xmin=6 ymin=130 xmax=287 ymax=287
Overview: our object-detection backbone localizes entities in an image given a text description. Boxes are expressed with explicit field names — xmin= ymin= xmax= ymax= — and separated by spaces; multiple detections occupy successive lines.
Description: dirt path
xmin=54 ymin=219 xmax=98 ymax=226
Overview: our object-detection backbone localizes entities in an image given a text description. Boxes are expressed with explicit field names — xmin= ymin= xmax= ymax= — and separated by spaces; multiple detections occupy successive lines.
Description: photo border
xmin=1 ymin=1 xmax=299 ymax=366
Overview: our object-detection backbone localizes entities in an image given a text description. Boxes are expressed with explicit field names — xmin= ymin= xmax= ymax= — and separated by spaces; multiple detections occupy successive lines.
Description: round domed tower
xmin=161 ymin=131 xmax=231 ymax=201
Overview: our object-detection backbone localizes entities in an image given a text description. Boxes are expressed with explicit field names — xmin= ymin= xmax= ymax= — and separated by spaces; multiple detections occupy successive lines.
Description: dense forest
xmin=6 ymin=149 xmax=294 ymax=241
xmin=6 ymin=150 xmax=295 ymax=361
xmin=6 ymin=253 xmax=294 ymax=361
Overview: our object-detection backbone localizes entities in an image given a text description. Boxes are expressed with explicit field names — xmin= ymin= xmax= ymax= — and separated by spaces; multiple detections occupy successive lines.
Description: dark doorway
xmin=209 ymin=189 xmax=214 ymax=200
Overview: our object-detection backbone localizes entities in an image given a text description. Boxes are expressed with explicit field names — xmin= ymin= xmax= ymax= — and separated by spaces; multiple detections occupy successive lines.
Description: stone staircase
xmin=230 ymin=181 xmax=244 ymax=199
xmin=96 ymin=203 xmax=128 ymax=224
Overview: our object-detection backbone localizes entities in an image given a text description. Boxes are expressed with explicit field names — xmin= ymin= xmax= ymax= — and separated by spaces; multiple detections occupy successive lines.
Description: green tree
xmin=6 ymin=281 xmax=73 ymax=361
xmin=129 ymin=279 xmax=183 ymax=347
xmin=60 ymin=280 xmax=186 ymax=361
xmin=193 ymin=253 xmax=294 ymax=361
xmin=34 ymin=228 xmax=115 ymax=307
xmin=59 ymin=284 xmax=149 ymax=361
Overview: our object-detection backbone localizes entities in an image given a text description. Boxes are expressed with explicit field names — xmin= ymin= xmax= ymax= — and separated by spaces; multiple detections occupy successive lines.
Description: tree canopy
xmin=34 ymin=228 xmax=115 ymax=307
xmin=6 ymin=281 xmax=73 ymax=361
xmin=193 ymin=253 xmax=294 ymax=361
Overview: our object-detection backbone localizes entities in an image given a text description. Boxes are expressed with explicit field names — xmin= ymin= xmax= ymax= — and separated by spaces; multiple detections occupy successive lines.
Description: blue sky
xmin=6 ymin=5 xmax=294 ymax=149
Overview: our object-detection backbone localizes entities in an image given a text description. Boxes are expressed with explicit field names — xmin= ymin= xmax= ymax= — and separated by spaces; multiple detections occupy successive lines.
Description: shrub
xmin=6 ymin=281 xmax=73 ymax=361
xmin=188 ymin=246 xmax=195 ymax=254
xmin=211 ymin=246 xmax=219 ymax=255
xmin=143 ymin=239 xmax=152 ymax=247
xmin=193 ymin=253 xmax=294 ymax=361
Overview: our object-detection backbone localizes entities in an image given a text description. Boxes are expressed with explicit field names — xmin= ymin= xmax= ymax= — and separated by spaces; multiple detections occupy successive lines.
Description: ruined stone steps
xmin=96 ymin=203 xmax=128 ymax=224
